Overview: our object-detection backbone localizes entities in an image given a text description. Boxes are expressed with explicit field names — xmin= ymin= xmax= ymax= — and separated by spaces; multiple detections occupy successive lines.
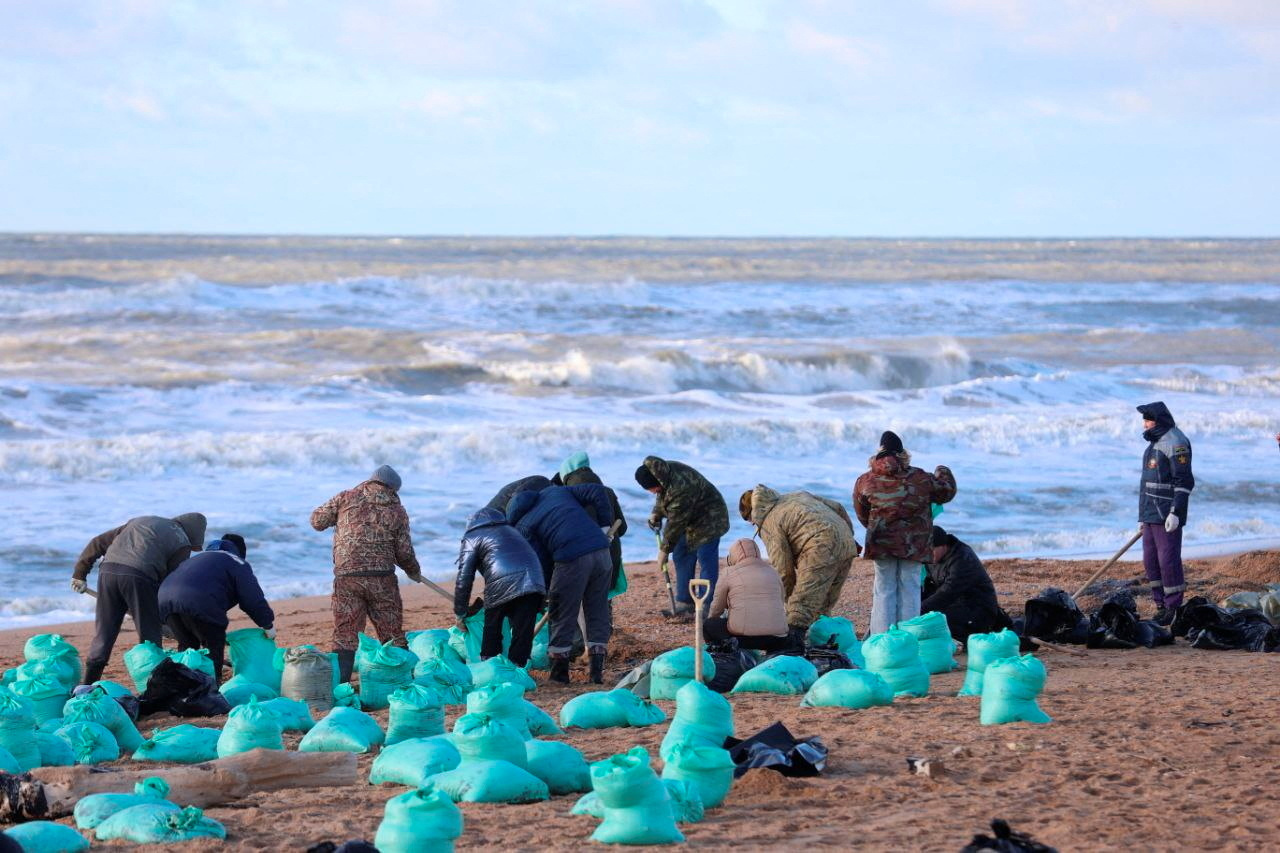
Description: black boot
xmin=785 ymin=626 xmax=807 ymax=654
xmin=335 ymin=649 xmax=356 ymax=684
xmin=549 ymin=656 xmax=571 ymax=684
xmin=588 ymin=652 xmax=605 ymax=685
xmin=81 ymin=660 xmax=106 ymax=687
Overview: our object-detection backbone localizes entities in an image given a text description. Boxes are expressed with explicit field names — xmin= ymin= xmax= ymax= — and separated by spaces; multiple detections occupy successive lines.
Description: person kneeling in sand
xmin=705 ymin=539 xmax=791 ymax=652
xmin=452 ymin=508 xmax=546 ymax=667
xmin=159 ymin=534 xmax=275 ymax=681
xmin=922 ymin=526 xmax=1010 ymax=645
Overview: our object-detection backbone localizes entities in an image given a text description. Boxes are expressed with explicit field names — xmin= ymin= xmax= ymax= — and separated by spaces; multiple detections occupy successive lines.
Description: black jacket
xmin=158 ymin=540 xmax=274 ymax=629
xmin=563 ymin=466 xmax=627 ymax=581
xmin=485 ymin=476 xmax=552 ymax=513
xmin=506 ymin=484 xmax=613 ymax=569
xmin=453 ymin=508 xmax=547 ymax=617
xmin=1137 ymin=401 xmax=1194 ymax=524
xmin=921 ymin=536 xmax=1002 ymax=640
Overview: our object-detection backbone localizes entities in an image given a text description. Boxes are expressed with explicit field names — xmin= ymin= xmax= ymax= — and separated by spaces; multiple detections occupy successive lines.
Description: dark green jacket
xmin=643 ymin=456 xmax=729 ymax=552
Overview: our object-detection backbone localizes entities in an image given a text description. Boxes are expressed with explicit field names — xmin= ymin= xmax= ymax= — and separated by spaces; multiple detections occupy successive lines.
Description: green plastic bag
xmin=0 ymin=746 xmax=18 ymax=774
xmin=90 ymin=680 xmax=133 ymax=699
xmin=299 ymin=706 xmax=386 ymax=753
xmin=861 ymin=627 xmax=930 ymax=698
xmin=259 ymin=696 xmax=315 ymax=732
xmin=280 ymin=646 xmax=338 ymax=716
xmin=216 ymin=696 xmax=284 ymax=757
xmin=9 ymin=675 xmax=68 ymax=725
xmin=573 ymin=779 xmax=704 ymax=824
xmin=447 ymin=612 xmax=484 ymax=663
xmin=38 ymin=716 xmax=64 ymax=734
xmin=589 ymin=747 xmax=684 ymax=845
xmin=334 ymin=683 xmax=361 ymax=708
xmin=429 ymin=758 xmax=550 ymax=804
xmin=357 ymin=634 xmax=418 ymax=710
xmin=414 ymin=657 xmax=473 ymax=706
xmin=660 ymin=680 xmax=734 ymax=761
xmin=958 ymin=628 xmax=1021 ymax=697
xmin=524 ymin=700 xmax=560 ymax=737
xmin=61 ymin=685 xmax=144 ymax=752
xmin=24 ymin=633 xmax=80 ymax=664
xmin=95 ymin=804 xmax=225 ymax=843
xmin=74 ymin=776 xmax=172 ymax=830
xmin=524 ymin=739 xmax=591 ymax=795
xmin=220 ymin=674 xmax=278 ymax=706
xmin=3 ymin=821 xmax=89 ymax=852
xmin=375 ymin=785 xmax=465 ymax=853
xmin=0 ymin=687 xmax=41 ymax=771
xmin=807 ymin=615 xmax=865 ymax=668
xmin=167 ymin=647 xmax=216 ymax=680
xmin=730 ymin=655 xmax=817 ymax=695
xmin=980 ymin=654 xmax=1051 ymax=726
xmin=15 ymin=655 xmax=79 ymax=693
xmin=801 ymin=669 xmax=894 ymax=709
xmin=370 ymin=736 xmax=461 ymax=786
xmin=123 ymin=641 xmax=169 ymax=693
xmin=527 ymin=620 xmax=550 ymax=671
xmin=227 ymin=627 xmax=282 ymax=692
xmin=387 ymin=684 xmax=445 ymax=744
xmin=468 ymin=654 xmax=537 ymax=692
xmin=34 ymin=731 xmax=75 ymax=767
xmin=897 ymin=611 xmax=959 ymax=674
xmin=559 ymin=688 xmax=667 ymax=729
xmin=133 ymin=724 xmax=221 ymax=764
xmin=660 ymin=741 xmax=735 ymax=809
xmin=650 ymin=646 xmax=716 ymax=701
xmin=463 ymin=683 xmax=535 ymax=740
xmin=407 ymin=629 xmax=454 ymax=661
xmin=55 ymin=721 xmax=120 ymax=764
xmin=450 ymin=712 xmax=528 ymax=767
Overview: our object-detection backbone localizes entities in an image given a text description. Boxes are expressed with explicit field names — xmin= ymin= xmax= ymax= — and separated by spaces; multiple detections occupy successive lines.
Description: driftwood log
xmin=0 ymin=749 xmax=356 ymax=823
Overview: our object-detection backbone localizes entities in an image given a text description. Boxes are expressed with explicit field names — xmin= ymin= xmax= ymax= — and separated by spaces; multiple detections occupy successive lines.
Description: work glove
xmin=406 ymin=571 xmax=423 ymax=583
xmin=264 ymin=626 xmax=277 ymax=640
xmin=1164 ymin=513 xmax=1181 ymax=533
xmin=70 ymin=578 xmax=88 ymax=594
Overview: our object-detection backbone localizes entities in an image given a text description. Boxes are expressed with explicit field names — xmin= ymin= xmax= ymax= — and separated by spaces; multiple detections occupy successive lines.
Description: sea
xmin=1 ymin=235 xmax=1278 ymax=629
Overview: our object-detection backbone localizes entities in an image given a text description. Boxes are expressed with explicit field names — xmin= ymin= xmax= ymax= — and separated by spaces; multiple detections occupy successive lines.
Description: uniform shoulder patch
xmin=1173 ymin=445 xmax=1189 ymax=454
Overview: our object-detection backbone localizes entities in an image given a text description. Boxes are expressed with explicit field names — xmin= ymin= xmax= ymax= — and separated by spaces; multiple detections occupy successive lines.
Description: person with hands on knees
xmin=452 ymin=508 xmax=546 ymax=668
xmin=1137 ymin=401 xmax=1195 ymax=625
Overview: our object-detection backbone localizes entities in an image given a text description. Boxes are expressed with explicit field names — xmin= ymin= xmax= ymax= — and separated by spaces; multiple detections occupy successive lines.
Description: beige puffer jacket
xmin=708 ymin=539 xmax=788 ymax=638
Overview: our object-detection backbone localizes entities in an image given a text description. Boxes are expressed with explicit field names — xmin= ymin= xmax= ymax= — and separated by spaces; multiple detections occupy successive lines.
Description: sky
xmin=1 ymin=0 xmax=1277 ymax=236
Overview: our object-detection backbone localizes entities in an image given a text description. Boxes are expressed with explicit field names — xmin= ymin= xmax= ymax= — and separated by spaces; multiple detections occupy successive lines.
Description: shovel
xmin=656 ymin=534 xmax=679 ymax=616
xmin=689 ymin=578 xmax=711 ymax=684
xmin=1070 ymin=528 xmax=1143 ymax=601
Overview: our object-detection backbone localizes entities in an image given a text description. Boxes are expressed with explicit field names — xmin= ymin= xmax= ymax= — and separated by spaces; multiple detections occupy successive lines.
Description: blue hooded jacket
xmin=158 ymin=539 xmax=275 ymax=629
xmin=506 ymin=484 xmax=613 ymax=567
xmin=1137 ymin=401 xmax=1194 ymax=524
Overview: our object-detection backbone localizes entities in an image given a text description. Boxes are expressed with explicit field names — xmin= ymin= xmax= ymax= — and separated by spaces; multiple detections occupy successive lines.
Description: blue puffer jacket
xmin=506 ymin=484 xmax=614 ymax=567
xmin=158 ymin=539 xmax=275 ymax=629
xmin=453 ymin=508 xmax=547 ymax=616
xmin=1138 ymin=401 xmax=1195 ymax=524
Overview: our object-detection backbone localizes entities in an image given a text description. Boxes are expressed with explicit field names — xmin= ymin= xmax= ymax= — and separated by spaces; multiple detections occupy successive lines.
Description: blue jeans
xmin=672 ymin=536 xmax=720 ymax=605
xmin=869 ymin=557 xmax=922 ymax=635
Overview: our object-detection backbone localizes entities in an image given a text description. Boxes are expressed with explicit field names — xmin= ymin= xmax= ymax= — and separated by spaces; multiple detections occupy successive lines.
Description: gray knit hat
xmin=370 ymin=465 xmax=402 ymax=492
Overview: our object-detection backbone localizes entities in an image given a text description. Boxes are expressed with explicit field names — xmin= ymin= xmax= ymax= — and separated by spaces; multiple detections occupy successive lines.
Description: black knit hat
xmin=221 ymin=533 xmax=248 ymax=559
xmin=876 ymin=430 xmax=904 ymax=458
xmin=634 ymin=464 xmax=660 ymax=490
xmin=931 ymin=526 xmax=949 ymax=547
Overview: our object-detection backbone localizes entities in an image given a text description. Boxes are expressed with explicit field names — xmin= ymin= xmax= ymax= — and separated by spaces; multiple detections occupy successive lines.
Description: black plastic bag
xmin=138 ymin=659 xmax=231 ymax=718
xmin=802 ymin=640 xmax=853 ymax=676
xmin=1086 ymin=595 xmax=1174 ymax=650
xmin=725 ymin=721 xmax=827 ymax=778
xmin=1172 ymin=599 xmax=1280 ymax=652
xmin=307 ymin=842 xmax=380 ymax=853
xmin=114 ymin=694 xmax=141 ymax=721
xmin=961 ymin=819 xmax=1058 ymax=853
xmin=705 ymin=639 xmax=757 ymax=693
xmin=1022 ymin=588 xmax=1089 ymax=645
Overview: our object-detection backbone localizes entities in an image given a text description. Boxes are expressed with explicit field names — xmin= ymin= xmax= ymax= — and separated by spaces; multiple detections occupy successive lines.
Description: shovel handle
xmin=689 ymin=579 xmax=711 ymax=684
xmin=1070 ymin=529 xmax=1143 ymax=601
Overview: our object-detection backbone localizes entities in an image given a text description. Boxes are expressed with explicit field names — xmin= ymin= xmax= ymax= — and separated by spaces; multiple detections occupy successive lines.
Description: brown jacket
xmin=708 ymin=539 xmax=788 ymax=638
xmin=853 ymin=453 xmax=956 ymax=563
xmin=310 ymin=481 xmax=420 ymax=578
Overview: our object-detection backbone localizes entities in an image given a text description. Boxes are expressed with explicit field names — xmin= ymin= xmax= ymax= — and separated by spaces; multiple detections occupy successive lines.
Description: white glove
xmin=264 ymin=626 xmax=277 ymax=640
xmin=70 ymin=578 xmax=88 ymax=594
xmin=1164 ymin=513 xmax=1181 ymax=533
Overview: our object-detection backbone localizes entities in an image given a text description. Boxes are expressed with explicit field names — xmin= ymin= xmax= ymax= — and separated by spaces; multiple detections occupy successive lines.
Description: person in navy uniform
xmin=1137 ymin=401 xmax=1194 ymax=624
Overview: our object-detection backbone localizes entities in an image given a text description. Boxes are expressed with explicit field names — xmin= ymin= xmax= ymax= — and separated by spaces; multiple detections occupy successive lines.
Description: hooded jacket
xmin=452 ymin=508 xmax=547 ymax=616
xmin=158 ymin=539 xmax=275 ymax=629
xmin=642 ymin=456 xmax=730 ymax=553
xmin=73 ymin=513 xmax=207 ymax=584
xmin=749 ymin=486 xmax=860 ymax=587
xmin=485 ymin=475 xmax=552 ymax=514
xmin=563 ymin=463 xmax=629 ymax=584
xmin=921 ymin=533 xmax=1001 ymax=639
xmin=1137 ymin=401 xmax=1194 ymax=524
xmin=506 ymin=484 xmax=614 ymax=569
xmin=708 ymin=539 xmax=788 ymax=638
xmin=853 ymin=453 xmax=956 ymax=563
xmin=310 ymin=480 xmax=421 ymax=577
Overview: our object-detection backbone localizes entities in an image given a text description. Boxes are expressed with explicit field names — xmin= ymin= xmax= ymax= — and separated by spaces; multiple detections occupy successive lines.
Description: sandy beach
xmin=3 ymin=549 xmax=1278 ymax=851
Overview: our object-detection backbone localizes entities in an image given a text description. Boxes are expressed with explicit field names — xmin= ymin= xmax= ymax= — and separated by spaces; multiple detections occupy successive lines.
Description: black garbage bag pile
xmin=705 ymin=639 xmax=758 ymax=693
xmin=138 ymin=659 xmax=232 ymax=718
xmin=800 ymin=640 xmax=854 ymax=676
xmin=961 ymin=819 xmax=1058 ymax=853
xmin=724 ymin=721 xmax=827 ymax=778
xmin=1021 ymin=588 xmax=1090 ymax=645
xmin=1171 ymin=597 xmax=1280 ymax=652
xmin=1086 ymin=590 xmax=1174 ymax=649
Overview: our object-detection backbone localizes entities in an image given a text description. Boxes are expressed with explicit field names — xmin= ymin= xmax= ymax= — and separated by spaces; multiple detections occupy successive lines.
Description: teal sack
xmin=333 ymin=683 xmax=361 ymax=708
xmin=220 ymin=674 xmax=278 ymax=706
xmin=802 ymin=669 xmax=894 ymax=709
xmin=90 ymin=680 xmax=133 ymax=699
xmin=807 ymin=616 xmax=864 ymax=667
xmin=730 ymin=655 xmax=817 ymax=695
xmin=523 ymin=700 xmax=560 ymax=737
xmin=980 ymin=654 xmax=1051 ymax=726
xmin=167 ymin=647 xmax=216 ymax=680
xmin=24 ymin=634 xmax=82 ymax=677
xmin=524 ymin=739 xmax=591 ymax=795
xmin=0 ymin=745 xmax=19 ymax=774
xmin=216 ymin=696 xmax=284 ymax=757
xmin=387 ymin=684 xmax=446 ymax=745
xmin=38 ymin=716 xmax=64 ymax=734
xmin=8 ymin=675 xmax=66 ymax=726
xmin=650 ymin=646 xmax=716 ymax=701
xmin=862 ymin=628 xmax=930 ymax=698
xmin=55 ymin=721 xmax=120 ymax=764
xmin=226 ymin=627 xmax=282 ymax=692
xmin=660 ymin=741 xmax=734 ymax=809
xmin=527 ymin=620 xmax=550 ymax=670
xmin=34 ymin=731 xmax=74 ymax=767
xmin=660 ymin=680 xmax=734 ymax=761
xmin=123 ymin=641 xmax=168 ymax=693
xmin=15 ymin=655 xmax=79 ymax=694
xmin=61 ymin=685 xmax=143 ymax=753
xmin=468 ymin=654 xmax=536 ymax=692
xmin=356 ymin=634 xmax=417 ymax=710
xmin=0 ymin=688 xmax=39 ymax=772
xmin=3 ymin=821 xmax=89 ymax=852
xmin=429 ymin=758 xmax=550 ymax=804
xmin=95 ymin=804 xmax=225 ymax=844
xmin=259 ymin=697 xmax=315 ymax=732
xmin=897 ymin=611 xmax=959 ymax=674
xmin=450 ymin=712 xmax=527 ymax=767
xmin=133 ymin=724 xmax=221 ymax=764
xmin=560 ymin=688 xmax=666 ymax=730
xmin=958 ymin=629 xmax=1021 ymax=697
xmin=589 ymin=747 xmax=684 ymax=845
xmin=572 ymin=778 xmax=704 ymax=824
xmin=74 ymin=776 xmax=171 ymax=830
xmin=299 ymin=706 xmax=386 ymax=753
xmin=374 ymin=785 xmax=464 ymax=853
xmin=463 ymin=683 xmax=534 ymax=740
xmin=413 ymin=644 xmax=473 ymax=706
xmin=447 ymin=612 xmax=484 ymax=663
xmin=370 ymin=736 xmax=461 ymax=786
xmin=407 ymin=629 xmax=454 ymax=661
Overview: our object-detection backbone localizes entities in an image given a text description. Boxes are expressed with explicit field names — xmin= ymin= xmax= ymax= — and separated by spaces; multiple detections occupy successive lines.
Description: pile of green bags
xmin=861 ymin=627 xmax=930 ymax=698
xmin=3 ymin=821 xmax=90 ymax=852
xmin=524 ymin=739 xmax=592 ymax=795
xmin=587 ymin=747 xmax=684 ymax=845
xmin=660 ymin=741 xmax=735 ymax=809
xmin=430 ymin=713 xmax=548 ymax=803
xmin=980 ymin=654 xmax=1051 ymax=725
xmin=411 ymin=639 xmax=473 ymax=706
xmin=573 ymin=779 xmax=704 ymax=824
xmin=168 ymin=647 xmax=216 ymax=680
xmin=95 ymin=804 xmax=226 ymax=844
xmin=10 ymin=675 xmax=70 ymax=725
xmin=374 ymin=785 xmax=464 ymax=853
xmin=559 ymin=688 xmax=667 ymax=729
xmin=133 ymin=724 xmax=222 ymax=764
xmin=447 ymin=612 xmax=484 ymax=663
xmin=801 ymin=669 xmax=894 ymax=709
xmin=463 ymin=682 xmax=560 ymax=740
xmin=356 ymin=634 xmax=418 ymax=710
xmin=280 ymin=646 xmax=338 ymax=715
xmin=370 ymin=736 xmax=461 ymax=787
xmin=226 ymin=627 xmax=283 ymax=691
xmin=62 ymin=685 xmax=143 ymax=753
xmin=387 ymin=684 xmax=445 ymax=744
xmin=0 ymin=688 xmax=41 ymax=770
xmin=407 ymin=629 xmax=453 ymax=660
xmin=807 ymin=616 xmax=865 ymax=667
xmin=216 ymin=697 xmax=284 ymax=757
xmin=958 ymin=628 xmax=1021 ymax=697
xmin=299 ymin=706 xmax=386 ymax=754
xmin=660 ymin=680 xmax=734 ymax=760
xmin=730 ymin=655 xmax=818 ymax=695
xmin=897 ymin=611 xmax=959 ymax=674
xmin=650 ymin=646 xmax=716 ymax=701
xmin=54 ymin=721 xmax=120 ymax=764
xmin=34 ymin=731 xmax=74 ymax=767
xmin=123 ymin=641 xmax=169 ymax=692
xmin=468 ymin=655 xmax=537 ymax=692
xmin=23 ymin=633 xmax=83 ymax=689
xmin=74 ymin=777 xmax=172 ymax=830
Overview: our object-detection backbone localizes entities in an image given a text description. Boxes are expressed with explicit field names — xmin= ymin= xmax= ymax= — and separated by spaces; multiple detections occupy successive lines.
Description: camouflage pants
xmin=785 ymin=556 xmax=854 ymax=630
xmin=331 ymin=574 xmax=406 ymax=651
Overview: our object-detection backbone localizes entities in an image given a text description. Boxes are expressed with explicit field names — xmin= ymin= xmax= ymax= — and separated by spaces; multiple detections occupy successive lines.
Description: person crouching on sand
xmin=705 ymin=538 xmax=792 ymax=652
xmin=922 ymin=526 xmax=1010 ymax=644
xmin=310 ymin=465 xmax=422 ymax=683
xmin=854 ymin=431 xmax=956 ymax=635
xmin=452 ymin=508 xmax=546 ymax=668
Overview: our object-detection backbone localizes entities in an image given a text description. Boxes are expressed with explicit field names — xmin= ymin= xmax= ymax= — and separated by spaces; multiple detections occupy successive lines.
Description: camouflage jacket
xmin=643 ymin=456 xmax=730 ymax=553
xmin=749 ymin=486 xmax=860 ymax=586
xmin=853 ymin=453 xmax=956 ymax=563
xmin=310 ymin=480 xmax=421 ymax=577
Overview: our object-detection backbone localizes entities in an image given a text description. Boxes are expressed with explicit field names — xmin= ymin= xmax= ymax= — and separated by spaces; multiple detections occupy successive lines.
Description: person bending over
xmin=705 ymin=539 xmax=791 ymax=652
xmin=452 ymin=508 xmax=546 ymax=667
xmin=560 ymin=451 xmax=629 ymax=594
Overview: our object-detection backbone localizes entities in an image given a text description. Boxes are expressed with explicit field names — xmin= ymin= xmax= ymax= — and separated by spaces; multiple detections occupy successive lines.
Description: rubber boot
xmin=335 ymin=649 xmax=356 ymax=684
xmin=549 ymin=656 xmax=571 ymax=684
xmin=588 ymin=652 xmax=605 ymax=685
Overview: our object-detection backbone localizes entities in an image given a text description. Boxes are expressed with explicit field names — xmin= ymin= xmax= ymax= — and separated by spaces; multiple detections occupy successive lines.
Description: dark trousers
xmin=704 ymin=616 xmax=790 ymax=652
xmin=482 ymin=593 xmax=543 ymax=667
xmin=547 ymin=549 xmax=613 ymax=656
xmin=84 ymin=565 xmax=163 ymax=684
xmin=1142 ymin=522 xmax=1186 ymax=610
xmin=167 ymin=613 xmax=228 ymax=681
